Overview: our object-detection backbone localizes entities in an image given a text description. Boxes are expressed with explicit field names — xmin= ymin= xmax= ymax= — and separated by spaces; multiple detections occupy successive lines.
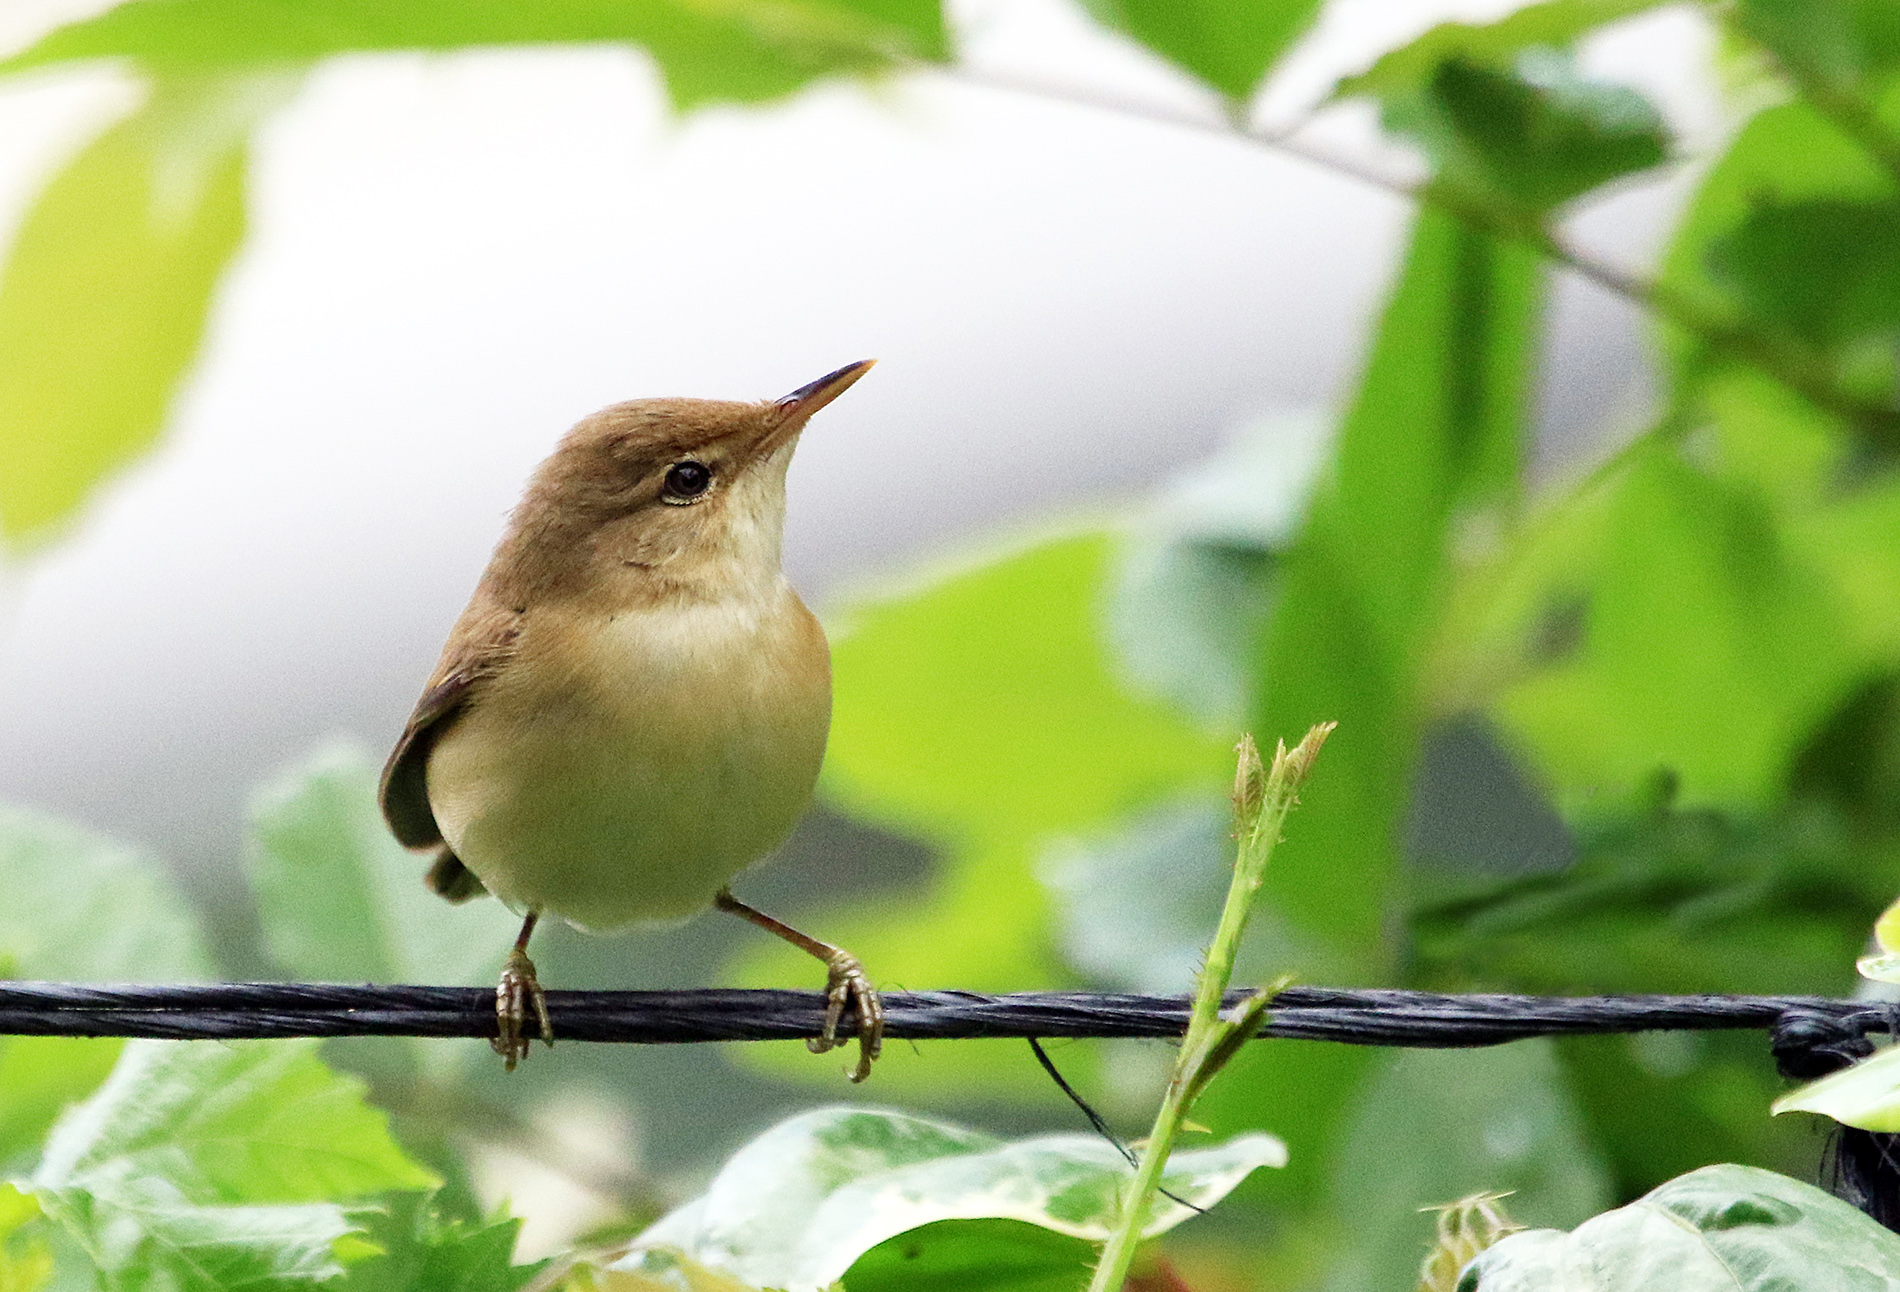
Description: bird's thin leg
xmin=494 ymin=911 xmax=553 ymax=1071
xmin=714 ymin=888 xmax=884 ymax=1083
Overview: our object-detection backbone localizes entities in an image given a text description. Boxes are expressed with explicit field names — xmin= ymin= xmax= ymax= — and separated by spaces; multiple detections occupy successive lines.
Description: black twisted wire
xmin=0 ymin=981 xmax=1886 ymax=1047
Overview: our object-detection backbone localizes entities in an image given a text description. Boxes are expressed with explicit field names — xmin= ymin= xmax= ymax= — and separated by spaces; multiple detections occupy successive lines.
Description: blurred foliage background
xmin=2 ymin=0 xmax=1900 ymax=1288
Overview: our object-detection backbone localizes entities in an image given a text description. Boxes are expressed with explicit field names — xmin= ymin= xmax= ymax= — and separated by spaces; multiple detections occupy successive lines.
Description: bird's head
xmin=505 ymin=360 xmax=873 ymax=602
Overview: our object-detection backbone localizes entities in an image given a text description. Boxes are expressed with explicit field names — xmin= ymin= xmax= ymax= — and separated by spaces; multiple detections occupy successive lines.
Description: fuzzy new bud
xmin=1231 ymin=734 xmax=1266 ymax=832
xmin=1271 ymin=721 xmax=1336 ymax=792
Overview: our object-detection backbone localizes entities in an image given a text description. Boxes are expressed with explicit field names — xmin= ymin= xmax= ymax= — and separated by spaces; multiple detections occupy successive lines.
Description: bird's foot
xmin=493 ymin=947 xmax=553 ymax=1072
xmin=808 ymin=949 xmax=884 ymax=1083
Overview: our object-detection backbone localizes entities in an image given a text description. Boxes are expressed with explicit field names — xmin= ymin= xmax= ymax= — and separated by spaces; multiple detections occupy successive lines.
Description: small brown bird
xmin=379 ymin=362 xmax=883 ymax=1079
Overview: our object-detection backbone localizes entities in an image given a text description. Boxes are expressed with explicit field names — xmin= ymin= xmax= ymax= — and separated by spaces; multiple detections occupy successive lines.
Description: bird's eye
xmin=662 ymin=460 xmax=713 ymax=504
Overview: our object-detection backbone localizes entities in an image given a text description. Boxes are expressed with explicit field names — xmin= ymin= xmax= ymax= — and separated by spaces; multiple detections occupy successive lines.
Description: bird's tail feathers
xmin=425 ymin=848 xmax=488 ymax=903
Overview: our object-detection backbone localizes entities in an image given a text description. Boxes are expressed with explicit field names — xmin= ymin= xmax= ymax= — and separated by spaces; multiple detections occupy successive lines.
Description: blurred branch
xmin=949 ymin=69 xmax=1900 ymax=452
xmin=0 ymin=980 xmax=1885 ymax=1047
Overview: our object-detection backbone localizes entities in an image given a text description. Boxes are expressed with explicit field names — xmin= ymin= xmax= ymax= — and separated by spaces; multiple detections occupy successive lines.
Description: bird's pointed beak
xmin=774 ymin=359 xmax=875 ymax=428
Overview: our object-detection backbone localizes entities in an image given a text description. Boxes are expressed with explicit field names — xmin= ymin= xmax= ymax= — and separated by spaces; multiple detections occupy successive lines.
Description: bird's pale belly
xmin=425 ymin=595 xmax=830 ymax=932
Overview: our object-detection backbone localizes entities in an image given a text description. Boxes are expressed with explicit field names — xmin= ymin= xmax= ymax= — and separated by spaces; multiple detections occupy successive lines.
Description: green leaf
xmin=1421 ymin=53 xmax=1669 ymax=212
xmin=1410 ymin=802 xmax=1888 ymax=996
xmin=0 ymin=806 xmax=211 ymax=1172
xmin=1042 ymin=799 xmax=1230 ymax=994
xmin=37 ymin=1040 xmax=439 ymax=1202
xmin=1657 ymin=101 xmax=1896 ymax=380
xmin=0 ymin=72 xmax=288 ymax=548
xmin=249 ymin=745 xmax=522 ymax=988
xmin=341 ymin=1193 xmax=542 ymax=1292
xmin=1729 ymin=0 xmax=1900 ymax=99
xmin=1339 ymin=4 xmax=1669 ymax=213
xmin=33 ymin=1039 xmax=438 ymax=1291
xmin=1251 ymin=208 xmax=1543 ymax=973
xmin=0 ymin=1041 xmax=126 ymax=1180
xmin=1321 ymin=1041 xmax=1612 ymax=1292
xmin=1337 ymin=0 xmax=1670 ymax=103
xmin=840 ymin=1218 xmax=1095 ymax=1292
xmin=1773 ymin=1040 xmax=1900 ymax=1130
xmin=1461 ymin=1164 xmax=1900 ymax=1289
xmin=592 ymin=1249 xmax=761 ymax=1291
xmin=615 ymin=1106 xmax=1283 ymax=1292
xmin=3 ymin=0 xmax=947 ymax=110
xmin=729 ymin=529 xmax=1228 ymax=1095
xmin=0 ymin=805 xmax=210 ymax=983
xmin=1477 ymin=442 xmax=1860 ymax=812
xmin=1181 ymin=209 xmax=1542 ymax=1222
xmin=1706 ymin=194 xmax=1900 ymax=351
xmin=1076 ymin=0 xmax=1323 ymax=102
xmin=0 ymin=1185 xmax=54 ymax=1292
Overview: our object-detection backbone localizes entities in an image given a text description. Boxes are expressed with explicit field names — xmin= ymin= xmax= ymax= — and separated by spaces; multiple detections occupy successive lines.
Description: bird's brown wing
xmin=379 ymin=601 xmax=520 ymax=850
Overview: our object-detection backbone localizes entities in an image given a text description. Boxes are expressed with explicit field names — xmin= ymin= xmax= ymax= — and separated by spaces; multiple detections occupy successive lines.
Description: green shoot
xmin=1086 ymin=723 xmax=1334 ymax=1292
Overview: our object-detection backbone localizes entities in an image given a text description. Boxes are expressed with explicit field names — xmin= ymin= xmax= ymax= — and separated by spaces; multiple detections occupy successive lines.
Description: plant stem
xmin=1087 ymin=723 xmax=1334 ymax=1292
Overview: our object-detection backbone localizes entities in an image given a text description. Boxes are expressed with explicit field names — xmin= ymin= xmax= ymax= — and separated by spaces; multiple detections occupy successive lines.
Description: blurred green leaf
xmin=0 ymin=1186 xmax=53 ymax=1292
xmin=0 ymin=805 xmax=209 ymax=982
xmin=1461 ymin=1164 xmax=1900 ymax=1289
xmin=1190 ymin=208 xmax=1542 ymax=1230
xmin=1106 ymin=410 xmax=1329 ymax=728
xmin=1340 ymin=3 xmax=1668 ymax=214
xmin=841 ymin=1218 xmax=1094 ymax=1292
xmin=33 ymin=1039 xmax=437 ymax=1291
xmin=592 ymin=1249 xmax=762 ymax=1291
xmin=1422 ymin=53 xmax=1668 ymax=212
xmin=342 ymin=1193 xmax=541 ymax=1292
xmin=3 ymin=0 xmax=946 ymax=110
xmin=731 ymin=529 xmax=1227 ymax=1095
xmin=1445 ymin=440 xmax=1861 ymax=812
xmin=1729 ymin=0 xmax=1900 ymax=100
xmin=617 ymin=1106 xmax=1281 ymax=1292
xmin=0 ymin=806 xmax=211 ymax=1173
xmin=249 ymin=745 xmax=522 ymax=988
xmin=1554 ymin=1032 xmax=1813 ymax=1205
xmin=1411 ymin=803 xmax=1888 ymax=996
xmin=1705 ymin=196 xmax=1900 ymax=352
xmin=0 ymin=72 xmax=289 ymax=548
xmin=1076 ymin=0 xmax=1322 ymax=102
xmin=1252 ymin=208 xmax=1542 ymax=974
xmin=1337 ymin=0 xmax=1668 ymax=103
xmin=1042 ymin=798 xmax=1230 ymax=994
xmin=1657 ymin=101 xmax=1895 ymax=382
xmin=1412 ymin=658 xmax=1899 ymax=1194
xmin=0 ymin=1041 xmax=125 ymax=1181
xmin=1323 ymin=1041 xmax=1611 ymax=1292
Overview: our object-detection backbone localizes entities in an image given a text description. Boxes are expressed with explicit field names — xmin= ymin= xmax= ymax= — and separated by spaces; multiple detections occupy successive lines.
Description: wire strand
xmin=0 ymin=981 xmax=1882 ymax=1047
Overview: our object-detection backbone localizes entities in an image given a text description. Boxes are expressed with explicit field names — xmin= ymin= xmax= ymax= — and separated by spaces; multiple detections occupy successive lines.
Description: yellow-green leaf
xmin=3 ymin=0 xmax=945 ymax=111
xmin=1775 ymin=1042 xmax=1900 ymax=1131
xmin=0 ymin=72 xmax=291 ymax=548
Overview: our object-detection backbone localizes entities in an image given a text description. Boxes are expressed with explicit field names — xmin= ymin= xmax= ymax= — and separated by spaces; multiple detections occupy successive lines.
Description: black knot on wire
xmin=1773 ymin=1006 xmax=1900 ymax=1234
xmin=1772 ymin=1008 xmax=1877 ymax=1080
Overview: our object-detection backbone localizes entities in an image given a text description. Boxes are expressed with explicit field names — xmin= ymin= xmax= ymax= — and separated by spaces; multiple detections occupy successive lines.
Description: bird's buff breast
xmin=425 ymin=589 xmax=830 ymax=931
